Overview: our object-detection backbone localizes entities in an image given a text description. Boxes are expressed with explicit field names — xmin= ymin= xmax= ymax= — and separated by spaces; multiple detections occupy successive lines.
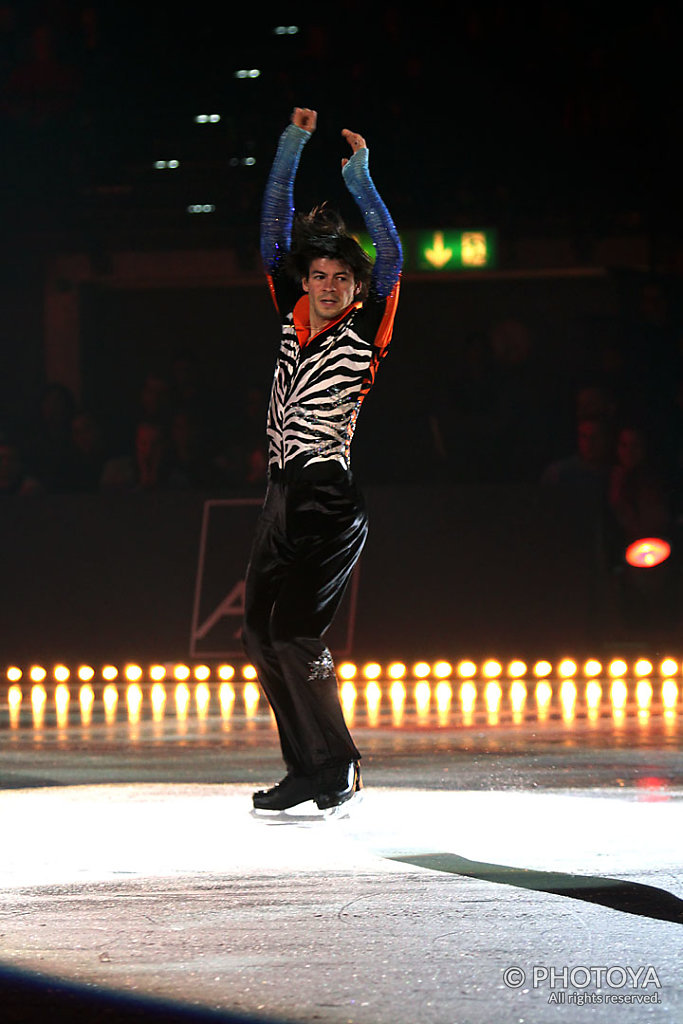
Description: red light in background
xmin=625 ymin=537 xmax=671 ymax=568
xmin=636 ymin=776 xmax=670 ymax=802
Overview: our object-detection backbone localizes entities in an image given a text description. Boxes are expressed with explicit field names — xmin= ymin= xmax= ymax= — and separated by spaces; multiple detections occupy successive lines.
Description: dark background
xmin=2 ymin=2 xmax=683 ymax=466
xmin=2 ymin=3 xmax=683 ymax=657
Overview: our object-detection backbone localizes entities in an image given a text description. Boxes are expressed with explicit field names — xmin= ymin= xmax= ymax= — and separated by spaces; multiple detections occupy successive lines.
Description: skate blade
xmin=250 ymin=799 xmax=324 ymax=824
xmin=320 ymin=789 xmax=364 ymax=819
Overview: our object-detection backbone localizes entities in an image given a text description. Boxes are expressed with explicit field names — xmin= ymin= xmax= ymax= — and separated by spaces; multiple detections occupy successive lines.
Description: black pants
xmin=242 ymin=471 xmax=368 ymax=776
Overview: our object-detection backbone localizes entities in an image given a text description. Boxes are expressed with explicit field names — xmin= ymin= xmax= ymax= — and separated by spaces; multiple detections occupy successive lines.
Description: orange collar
xmin=292 ymin=295 xmax=363 ymax=348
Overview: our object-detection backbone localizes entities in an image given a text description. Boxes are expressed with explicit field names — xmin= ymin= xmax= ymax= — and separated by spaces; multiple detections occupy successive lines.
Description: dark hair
xmin=285 ymin=204 xmax=373 ymax=297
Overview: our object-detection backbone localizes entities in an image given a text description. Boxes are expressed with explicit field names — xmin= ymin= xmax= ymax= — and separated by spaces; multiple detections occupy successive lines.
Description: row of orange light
xmin=4 ymin=656 xmax=683 ymax=685
xmin=3 ymin=676 xmax=679 ymax=730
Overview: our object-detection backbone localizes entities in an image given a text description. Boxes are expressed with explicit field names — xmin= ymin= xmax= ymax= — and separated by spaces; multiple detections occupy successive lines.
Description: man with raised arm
xmin=243 ymin=106 xmax=402 ymax=813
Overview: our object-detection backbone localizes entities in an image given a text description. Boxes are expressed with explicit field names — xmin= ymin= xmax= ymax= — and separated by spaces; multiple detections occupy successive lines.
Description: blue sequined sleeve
xmin=260 ymin=123 xmax=311 ymax=274
xmin=342 ymin=148 xmax=402 ymax=299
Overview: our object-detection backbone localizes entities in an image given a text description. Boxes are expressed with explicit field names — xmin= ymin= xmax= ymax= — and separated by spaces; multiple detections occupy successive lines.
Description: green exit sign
xmin=416 ymin=230 xmax=496 ymax=270
xmin=354 ymin=230 xmax=497 ymax=272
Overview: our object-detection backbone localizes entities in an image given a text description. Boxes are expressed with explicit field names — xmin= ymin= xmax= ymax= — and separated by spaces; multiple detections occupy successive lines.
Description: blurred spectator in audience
xmin=135 ymin=420 xmax=170 ymax=489
xmin=607 ymin=425 xmax=671 ymax=544
xmin=169 ymin=351 xmax=202 ymax=414
xmin=101 ymin=420 xmax=171 ymax=491
xmin=0 ymin=431 xmax=42 ymax=496
xmin=217 ymin=386 xmax=268 ymax=490
xmin=541 ymin=415 xmax=613 ymax=503
xmin=58 ymin=410 xmax=108 ymax=493
xmin=576 ymin=383 xmax=617 ymax=423
xmin=166 ymin=408 xmax=223 ymax=489
xmin=603 ymin=423 xmax=677 ymax=642
xmin=136 ymin=370 xmax=172 ymax=432
xmin=433 ymin=331 xmax=498 ymax=481
xmin=21 ymin=382 xmax=76 ymax=490
xmin=488 ymin=318 xmax=562 ymax=481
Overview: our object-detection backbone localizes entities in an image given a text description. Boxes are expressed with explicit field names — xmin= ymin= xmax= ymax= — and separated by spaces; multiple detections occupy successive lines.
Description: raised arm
xmin=260 ymin=108 xmax=316 ymax=274
xmin=341 ymin=129 xmax=402 ymax=299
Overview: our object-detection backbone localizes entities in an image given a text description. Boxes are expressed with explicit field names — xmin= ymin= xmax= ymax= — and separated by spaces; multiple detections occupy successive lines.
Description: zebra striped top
xmin=261 ymin=124 xmax=402 ymax=480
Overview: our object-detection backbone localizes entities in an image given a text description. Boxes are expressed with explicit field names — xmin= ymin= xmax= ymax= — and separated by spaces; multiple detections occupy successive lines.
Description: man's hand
xmin=291 ymin=107 xmax=317 ymax=132
xmin=341 ymin=128 xmax=367 ymax=168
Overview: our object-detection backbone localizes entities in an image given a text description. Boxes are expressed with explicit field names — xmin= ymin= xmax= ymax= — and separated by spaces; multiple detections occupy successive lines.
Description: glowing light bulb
xmin=433 ymin=661 xmax=453 ymax=679
xmin=608 ymin=659 xmax=628 ymax=678
xmin=388 ymin=662 xmax=407 ymax=680
xmin=507 ymin=660 xmax=527 ymax=679
xmin=634 ymin=659 xmax=653 ymax=678
xmin=482 ymin=659 xmax=502 ymax=679
xmin=7 ymin=666 xmax=22 ymax=682
xmin=413 ymin=661 xmax=431 ymax=679
xmin=53 ymin=664 xmax=70 ymax=682
xmin=339 ymin=662 xmax=357 ymax=680
xmin=558 ymin=659 xmax=577 ymax=678
xmin=533 ymin=660 xmax=552 ymax=678
xmin=78 ymin=665 xmax=95 ymax=682
xmin=242 ymin=664 xmax=258 ymax=681
xmin=194 ymin=665 xmax=211 ymax=681
xmin=456 ymin=660 xmax=477 ymax=679
xmin=218 ymin=664 xmax=235 ymax=681
xmin=102 ymin=665 xmax=118 ymax=681
xmin=174 ymin=664 xmax=191 ymax=681
xmin=660 ymin=658 xmax=678 ymax=677
xmin=363 ymin=662 xmax=382 ymax=680
xmin=583 ymin=659 xmax=602 ymax=678
xmin=124 ymin=664 xmax=142 ymax=683
xmin=29 ymin=666 xmax=46 ymax=683
xmin=150 ymin=664 xmax=166 ymax=682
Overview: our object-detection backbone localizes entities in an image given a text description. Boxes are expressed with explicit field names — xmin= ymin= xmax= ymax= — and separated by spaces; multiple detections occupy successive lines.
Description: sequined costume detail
xmin=308 ymin=650 xmax=335 ymax=681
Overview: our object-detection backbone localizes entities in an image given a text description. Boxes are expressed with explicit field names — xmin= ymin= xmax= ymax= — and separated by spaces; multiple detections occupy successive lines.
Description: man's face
xmin=302 ymin=258 xmax=360 ymax=326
